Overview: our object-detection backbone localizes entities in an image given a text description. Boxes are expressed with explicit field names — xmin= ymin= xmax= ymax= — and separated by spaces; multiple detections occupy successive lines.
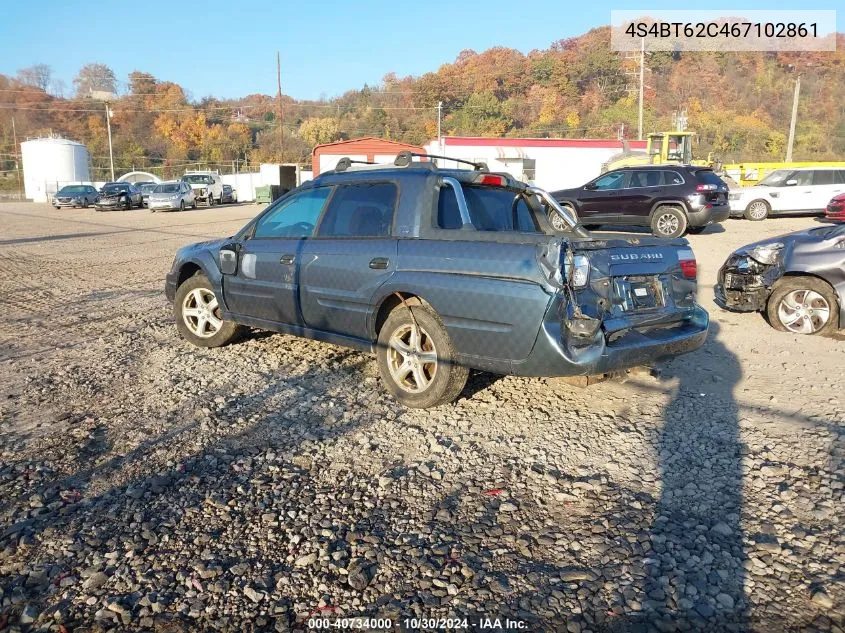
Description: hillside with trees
xmin=2 ymin=26 xmax=844 ymax=187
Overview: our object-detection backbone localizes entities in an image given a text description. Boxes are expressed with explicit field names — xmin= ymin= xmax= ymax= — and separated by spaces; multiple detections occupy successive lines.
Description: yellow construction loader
xmin=601 ymin=131 xmax=702 ymax=172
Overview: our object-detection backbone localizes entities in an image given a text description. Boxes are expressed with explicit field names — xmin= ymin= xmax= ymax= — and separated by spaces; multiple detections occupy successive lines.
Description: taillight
xmin=475 ymin=174 xmax=507 ymax=186
xmin=696 ymin=184 xmax=717 ymax=191
xmin=678 ymin=248 xmax=697 ymax=279
xmin=564 ymin=254 xmax=590 ymax=288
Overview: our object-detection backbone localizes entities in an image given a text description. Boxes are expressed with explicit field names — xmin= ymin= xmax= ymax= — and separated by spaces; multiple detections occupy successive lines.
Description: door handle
xmin=369 ymin=257 xmax=389 ymax=270
xmin=280 ymin=254 xmax=295 ymax=265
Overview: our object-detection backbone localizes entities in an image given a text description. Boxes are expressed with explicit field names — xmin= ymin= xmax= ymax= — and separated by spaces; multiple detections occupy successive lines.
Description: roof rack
xmin=329 ymin=151 xmax=489 ymax=174
xmin=334 ymin=157 xmax=376 ymax=172
xmin=394 ymin=151 xmax=488 ymax=171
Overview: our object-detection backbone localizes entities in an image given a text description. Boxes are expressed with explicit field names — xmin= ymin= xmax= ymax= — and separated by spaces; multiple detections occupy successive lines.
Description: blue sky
xmin=0 ymin=0 xmax=841 ymax=101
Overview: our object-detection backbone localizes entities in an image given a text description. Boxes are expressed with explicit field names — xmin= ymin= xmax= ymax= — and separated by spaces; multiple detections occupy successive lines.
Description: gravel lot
xmin=0 ymin=202 xmax=842 ymax=632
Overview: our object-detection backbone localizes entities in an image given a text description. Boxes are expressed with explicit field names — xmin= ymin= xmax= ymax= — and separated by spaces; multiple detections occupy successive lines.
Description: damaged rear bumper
xmin=506 ymin=302 xmax=709 ymax=378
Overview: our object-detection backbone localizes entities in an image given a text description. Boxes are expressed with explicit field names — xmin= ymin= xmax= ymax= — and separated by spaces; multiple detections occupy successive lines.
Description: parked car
xmin=715 ymin=223 xmax=845 ymax=335
xmin=182 ymin=171 xmax=223 ymax=206
xmin=729 ymin=167 xmax=845 ymax=221
xmin=95 ymin=182 xmax=143 ymax=211
xmin=148 ymin=181 xmax=197 ymax=213
xmin=222 ymin=184 xmax=237 ymax=204
xmin=137 ymin=182 xmax=158 ymax=207
xmin=825 ymin=193 xmax=845 ymax=221
xmin=52 ymin=185 xmax=99 ymax=209
xmin=551 ymin=165 xmax=730 ymax=238
xmin=165 ymin=153 xmax=709 ymax=408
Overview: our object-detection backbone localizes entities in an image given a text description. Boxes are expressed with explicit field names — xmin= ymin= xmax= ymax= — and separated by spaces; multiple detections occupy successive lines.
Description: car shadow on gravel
xmin=617 ymin=321 xmax=749 ymax=631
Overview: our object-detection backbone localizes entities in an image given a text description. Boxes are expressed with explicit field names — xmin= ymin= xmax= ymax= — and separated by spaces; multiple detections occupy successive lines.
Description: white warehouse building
xmin=423 ymin=137 xmax=647 ymax=192
xmin=21 ymin=137 xmax=92 ymax=203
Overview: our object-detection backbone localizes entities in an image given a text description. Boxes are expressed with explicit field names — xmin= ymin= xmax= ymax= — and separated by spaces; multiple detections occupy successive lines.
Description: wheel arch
xmin=648 ymin=199 xmax=689 ymax=221
xmin=370 ymin=291 xmax=435 ymax=340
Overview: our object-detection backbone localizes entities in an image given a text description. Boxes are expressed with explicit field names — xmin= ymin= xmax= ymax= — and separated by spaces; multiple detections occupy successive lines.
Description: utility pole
xmin=638 ymin=37 xmax=645 ymax=140
xmin=785 ymin=75 xmax=801 ymax=163
xmin=12 ymin=117 xmax=23 ymax=199
xmin=277 ymin=52 xmax=284 ymax=161
xmin=105 ymin=101 xmax=115 ymax=181
xmin=437 ymin=101 xmax=443 ymax=152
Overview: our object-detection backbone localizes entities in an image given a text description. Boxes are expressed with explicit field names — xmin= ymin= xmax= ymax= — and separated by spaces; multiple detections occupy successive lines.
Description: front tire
xmin=376 ymin=303 xmax=469 ymax=408
xmin=208 ymin=195 xmax=214 ymax=207
xmin=766 ymin=276 xmax=838 ymax=336
xmin=179 ymin=200 xmax=185 ymax=212
xmin=124 ymin=197 xmax=131 ymax=211
xmin=744 ymin=199 xmax=770 ymax=221
xmin=651 ymin=206 xmax=688 ymax=238
xmin=174 ymin=274 xmax=245 ymax=347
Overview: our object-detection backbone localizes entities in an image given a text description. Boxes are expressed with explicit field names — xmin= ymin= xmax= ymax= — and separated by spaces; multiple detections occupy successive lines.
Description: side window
xmin=253 ymin=188 xmax=332 ymax=238
xmin=813 ymin=170 xmax=835 ymax=186
xmin=662 ymin=171 xmax=684 ymax=185
xmin=317 ymin=182 xmax=397 ymax=237
xmin=792 ymin=171 xmax=813 ymax=186
xmin=836 ymin=171 xmax=845 ymax=185
xmin=591 ymin=172 xmax=626 ymax=191
xmin=437 ymin=186 xmax=462 ymax=229
xmin=629 ymin=170 xmax=662 ymax=188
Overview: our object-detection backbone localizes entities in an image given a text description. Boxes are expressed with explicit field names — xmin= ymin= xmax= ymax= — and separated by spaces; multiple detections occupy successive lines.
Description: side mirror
xmin=584 ymin=183 xmax=598 ymax=191
xmin=219 ymin=247 xmax=238 ymax=275
xmin=785 ymin=179 xmax=798 ymax=186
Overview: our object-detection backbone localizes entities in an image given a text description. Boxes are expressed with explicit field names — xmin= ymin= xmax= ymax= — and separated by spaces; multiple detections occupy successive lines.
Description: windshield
xmin=154 ymin=184 xmax=181 ymax=194
xmin=139 ymin=184 xmax=157 ymax=193
xmin=183 ymin=175 xmax=213 ymax=184
xmin=58 ymin=186 xmax=88 ymax=194
xmin=101 ymin=185 xmax=127 ymax=194
xmin=757 ymin=170 xmax=791 ymax=187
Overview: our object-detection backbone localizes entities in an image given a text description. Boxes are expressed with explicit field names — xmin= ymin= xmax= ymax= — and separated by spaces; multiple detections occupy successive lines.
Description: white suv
xmin=729 ymin=167 xmax=845 ymax=220
xmin=182 ymin=171 xmax=224 ymax=206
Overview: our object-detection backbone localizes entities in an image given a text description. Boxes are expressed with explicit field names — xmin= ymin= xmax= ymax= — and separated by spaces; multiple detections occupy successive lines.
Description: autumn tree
xmin=73 ymin=63 xmax=117 ymax=96
xmin=17 ymin=64 xmax=51 ymax=91
xmin=299 ymin=118 xmax=341 ymax=147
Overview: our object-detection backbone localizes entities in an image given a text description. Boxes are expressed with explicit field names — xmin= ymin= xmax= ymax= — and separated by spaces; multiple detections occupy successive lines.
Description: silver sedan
xmin=148 ymin=181 xmax=197 ymax=212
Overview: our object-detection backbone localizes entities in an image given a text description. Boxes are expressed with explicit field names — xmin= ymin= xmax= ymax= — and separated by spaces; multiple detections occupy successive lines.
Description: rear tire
xmin=376 ymin=303 xmax=469 ymax=408
xmin=766 ymin=276 xmax=838 ymax=336
xmin=744 ymin=199 xmax=770 ymax=221
xmin=173 ymin=274 xmax=245 ymax=347
xmin=650 ymin=206 xmax=688 ymax=238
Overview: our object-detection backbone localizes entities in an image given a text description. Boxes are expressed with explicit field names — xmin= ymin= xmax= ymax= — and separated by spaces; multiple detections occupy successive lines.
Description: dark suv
xmin=165 ymin=153 xmax=709 ymax=408
xmin=551 ymin=165 xmax=731 ymax=238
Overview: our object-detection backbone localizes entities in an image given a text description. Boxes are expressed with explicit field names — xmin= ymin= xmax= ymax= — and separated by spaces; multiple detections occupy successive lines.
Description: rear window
xmin=694 ymin=170 xmax=726 ymax=187
xmin=155 ymin=184 xmax=180 ymax=193
xmin=438 ymin=185 xmax=538 ymax=233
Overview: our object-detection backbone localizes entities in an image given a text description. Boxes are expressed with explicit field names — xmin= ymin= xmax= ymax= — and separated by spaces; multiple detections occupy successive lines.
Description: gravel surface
xmin=0 ymin=203 xmax=842 ymax=632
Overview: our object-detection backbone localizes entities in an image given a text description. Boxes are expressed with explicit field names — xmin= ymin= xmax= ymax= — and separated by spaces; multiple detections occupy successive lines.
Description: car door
xmin=222 ymin=187 xmax=332 ymax=326
xmin=811 ymin=170 xmax=843 ymax=212
xmin=577 ymin=171 xmax=628 ymax=222
xmin=616 ymin=169 xmax=663 ymax=223
xmin=775 ymin=170 xmax=814 ymax=213
xmin=298 ymin=181 xmax=399 ymax=339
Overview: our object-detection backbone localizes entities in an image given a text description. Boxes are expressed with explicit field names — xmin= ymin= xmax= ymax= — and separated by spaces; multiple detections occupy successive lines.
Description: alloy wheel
xmin=776 ymin=289 xmax=830 ymax=334
xmin=386 ymin=323 xmax=438 ymax=393
xmin=656 ymin=212 xmax=679 ymax=236
xmin=748 ymin=201 xmax=768 ymax=220
xmin=181 ymin=288 xmax=223 ymax=338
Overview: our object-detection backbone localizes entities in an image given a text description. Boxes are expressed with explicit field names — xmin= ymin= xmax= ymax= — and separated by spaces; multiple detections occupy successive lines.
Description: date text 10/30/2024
xmin=307 ymin=617 xmax=528 ymax=630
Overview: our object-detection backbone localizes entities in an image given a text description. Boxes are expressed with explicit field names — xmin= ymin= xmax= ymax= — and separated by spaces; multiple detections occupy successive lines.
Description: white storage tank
xmin=21 ymin=137 xmax=91 ymax=203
